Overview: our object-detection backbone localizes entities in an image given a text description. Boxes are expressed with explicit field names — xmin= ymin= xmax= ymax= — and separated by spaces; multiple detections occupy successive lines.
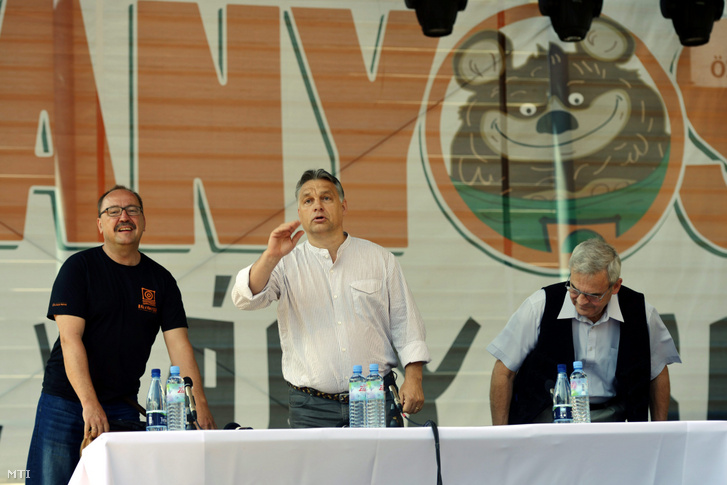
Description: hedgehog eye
xmin=568 ymin=92 xmax=584 ymax=106
xmin=519 ymin=103 xmax=538 ymax=117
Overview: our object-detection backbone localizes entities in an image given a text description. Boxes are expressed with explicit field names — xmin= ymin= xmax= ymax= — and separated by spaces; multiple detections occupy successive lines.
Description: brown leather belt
xmin=288 ymin=382 xmax=350 ymax=403
xmin=287 ymin=372 xmax=397 ymax=405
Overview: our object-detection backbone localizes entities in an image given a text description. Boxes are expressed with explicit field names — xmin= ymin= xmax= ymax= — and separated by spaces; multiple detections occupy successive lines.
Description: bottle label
xmin=553 ymin=404 xmax=573 ymax=422
xmin=366 ymin=379 xmax=384 ymax=400
xmin=570 ymin=377 xmax=588 ymax=398
xmin=147 ymin=410 xmax=167 ymax=427
xmin=350 ymin=382 xmax=366 ymax=402
xmin=167 ymin=383 xmax=185 ymax=404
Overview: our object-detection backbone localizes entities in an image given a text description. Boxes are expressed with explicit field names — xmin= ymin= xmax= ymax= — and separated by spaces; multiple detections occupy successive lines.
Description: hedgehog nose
xmin=537 ymin=110 xmax=579 ymax=135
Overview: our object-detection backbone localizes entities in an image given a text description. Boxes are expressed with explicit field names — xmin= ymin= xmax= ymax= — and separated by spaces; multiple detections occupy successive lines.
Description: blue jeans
xmin=26 ymin=392 xmax=140 ymax=485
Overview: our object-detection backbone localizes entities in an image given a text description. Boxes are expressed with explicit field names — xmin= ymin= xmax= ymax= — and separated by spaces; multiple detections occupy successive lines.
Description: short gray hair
xmin=294 ymin=169 xmax=345 ymax=200
xmin=568 ymin=238 xmax=621 ymax=285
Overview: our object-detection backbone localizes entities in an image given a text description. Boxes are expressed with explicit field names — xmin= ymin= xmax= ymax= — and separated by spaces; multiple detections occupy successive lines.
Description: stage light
xmin=538 ymin=0 xmax=603 ymax=42
xmin=405 ymin=0 xmax=468 ymax=37
xmin=661 ymin=0 xmax=724 ymax=46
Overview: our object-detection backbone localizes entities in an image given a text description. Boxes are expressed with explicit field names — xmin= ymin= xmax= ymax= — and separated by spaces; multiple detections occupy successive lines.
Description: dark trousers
xmin=26 ymin=392 xmax=139 ymax=485
xmin=532 ymin=400 xmax=627 ymax=423
xmin=288 ymin=373 xmax=403 ymax=428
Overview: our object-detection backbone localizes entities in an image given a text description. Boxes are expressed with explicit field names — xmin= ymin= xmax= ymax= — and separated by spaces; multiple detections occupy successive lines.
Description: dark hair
xmin=295 ymin=169 xmax=345 ymax=200
xmin=97 ymin=185 xmax=144 ymax=216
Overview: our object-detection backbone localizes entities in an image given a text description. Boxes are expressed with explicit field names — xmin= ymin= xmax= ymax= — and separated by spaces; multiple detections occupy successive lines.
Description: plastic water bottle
xmin=552 ymin=364 xmax=573 ymax=423
xmin=146 ymin=368 xmax=167 ymax=431
xmin=570 ymin=361 xmax=591 ymax=423
xmin=348 ymin=365 xmax=366 ymax=428
xmin=166 ymin=365 xmax=186 ymax=431
xmin=365 ymin=364 xmax=386 ymax=428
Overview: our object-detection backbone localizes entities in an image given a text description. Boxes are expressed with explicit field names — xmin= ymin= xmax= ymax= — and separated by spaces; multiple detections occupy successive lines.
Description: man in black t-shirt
xmin=26 ymin=185 xmax=216 ymax=485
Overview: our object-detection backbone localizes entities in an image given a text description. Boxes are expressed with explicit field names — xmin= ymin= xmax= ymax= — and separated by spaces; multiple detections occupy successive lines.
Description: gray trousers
xmin=288 ymin=380 xmax=404 ymax=428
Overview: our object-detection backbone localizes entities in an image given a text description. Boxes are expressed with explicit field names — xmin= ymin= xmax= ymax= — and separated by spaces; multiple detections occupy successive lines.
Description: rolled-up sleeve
xmin=388 ymin=255 xmax=430 ymax=367
xmin=231 ymin=264 xmax=281 ymax=310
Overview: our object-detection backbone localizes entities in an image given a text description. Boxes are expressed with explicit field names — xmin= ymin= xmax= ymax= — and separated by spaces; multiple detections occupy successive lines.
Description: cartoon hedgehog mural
xmin=450 ymin=17 xmax=670 ymax=201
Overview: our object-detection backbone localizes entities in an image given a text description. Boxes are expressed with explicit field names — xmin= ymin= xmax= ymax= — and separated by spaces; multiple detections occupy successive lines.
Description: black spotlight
xmin=405 ymin=0 xmax=468 ymax=37
xmin=661 ymin=0 xmax=724 ymax=46
xmin=538 ymin=0 xmax=603 ymax=42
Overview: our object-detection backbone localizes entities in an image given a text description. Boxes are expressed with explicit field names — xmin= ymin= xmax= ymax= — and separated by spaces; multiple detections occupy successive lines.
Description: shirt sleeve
xmin=645 ymin=301 xmax=682 ymax=379
xmin=486 ymin=289 xmax=546 ymax=372
xmin=47 ymin=253 xmax=87 ymax=321
xmin=160 ymin=272 xmax=188 ymax=332
xmin=387 ymin=255 xmax=430 ymax=367
xmin=231 ymin=263 xmax=282 ymax=310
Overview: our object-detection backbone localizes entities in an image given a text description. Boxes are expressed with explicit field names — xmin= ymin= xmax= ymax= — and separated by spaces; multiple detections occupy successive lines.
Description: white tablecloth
xmin=69 ymin=421 xmax=727 ymax=485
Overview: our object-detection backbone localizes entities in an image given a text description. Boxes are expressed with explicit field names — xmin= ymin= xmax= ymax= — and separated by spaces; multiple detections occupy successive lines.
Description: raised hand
xmin=249 ymin=221 xmax=304 ymax=295
xmin=266 ymin=220 xmax=305 ymax=260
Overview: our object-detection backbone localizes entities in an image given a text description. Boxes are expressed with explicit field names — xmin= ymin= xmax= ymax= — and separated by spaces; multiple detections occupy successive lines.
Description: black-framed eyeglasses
xmin=99 ymin=205 xmax=143 ymax=217
xmin=565 ymin=280 xmax=612 ymax=303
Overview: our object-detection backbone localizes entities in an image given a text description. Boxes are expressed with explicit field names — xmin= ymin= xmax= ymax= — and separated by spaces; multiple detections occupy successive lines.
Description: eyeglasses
xmin=565 ymin=280 xmax=612 ymax=303
xmin=99 ymin=205 xmax=143 ymax=217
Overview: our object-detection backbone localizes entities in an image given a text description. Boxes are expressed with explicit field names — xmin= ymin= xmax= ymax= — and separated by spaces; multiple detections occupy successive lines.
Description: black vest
xmin=508 ymin=283 xmax=651 ymax=424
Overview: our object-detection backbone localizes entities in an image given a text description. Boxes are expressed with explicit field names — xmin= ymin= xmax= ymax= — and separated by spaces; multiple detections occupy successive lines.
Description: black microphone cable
xmin=427 ymin=420 xmax=442 ymax=485
xmin=389 ymin=385 xmax=443 ymax=485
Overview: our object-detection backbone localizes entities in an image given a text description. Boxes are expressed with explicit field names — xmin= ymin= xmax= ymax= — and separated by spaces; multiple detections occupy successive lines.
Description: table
xmin=69 ymin=421 xmax=727 ymax=485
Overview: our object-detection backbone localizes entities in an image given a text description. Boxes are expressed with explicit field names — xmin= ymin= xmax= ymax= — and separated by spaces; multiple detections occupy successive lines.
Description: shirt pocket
xmin=350 ymin=279 xmax=383 ymax=319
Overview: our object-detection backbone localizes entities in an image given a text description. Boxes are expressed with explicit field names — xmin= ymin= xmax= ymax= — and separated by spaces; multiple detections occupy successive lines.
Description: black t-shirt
xmin=42 ymin=246 xmax=187 ymax=403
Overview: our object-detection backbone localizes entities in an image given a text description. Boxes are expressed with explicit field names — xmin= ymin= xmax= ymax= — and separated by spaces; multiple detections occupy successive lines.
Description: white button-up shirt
xmin=232 ymin=235 xmax=430 ymax=393
xmin=487 ymin=288 xmax=681 ymax=402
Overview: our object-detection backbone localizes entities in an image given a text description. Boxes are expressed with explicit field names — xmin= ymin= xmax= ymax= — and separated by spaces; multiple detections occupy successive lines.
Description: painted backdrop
xmin=1 ymin=0 xmax=727 ymax=480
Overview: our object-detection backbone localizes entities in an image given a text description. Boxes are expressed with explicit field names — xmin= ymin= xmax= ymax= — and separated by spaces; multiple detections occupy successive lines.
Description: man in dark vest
xmin=487 ymin=238 xmax=680 ymax=424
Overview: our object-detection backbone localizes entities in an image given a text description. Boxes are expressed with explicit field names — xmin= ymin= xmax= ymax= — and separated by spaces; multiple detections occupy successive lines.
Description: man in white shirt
xmin=232 ymin=169 xmax=430 ymax=427
xmin=487 ymin=238 xmax=681 ymax=424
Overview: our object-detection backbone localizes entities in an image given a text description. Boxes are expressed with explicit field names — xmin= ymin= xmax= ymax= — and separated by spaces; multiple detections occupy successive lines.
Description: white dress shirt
xmin=487 ymin=288 xmax=681 ymax=402
xmin=232 ymin=235 xmax=430 ymax=394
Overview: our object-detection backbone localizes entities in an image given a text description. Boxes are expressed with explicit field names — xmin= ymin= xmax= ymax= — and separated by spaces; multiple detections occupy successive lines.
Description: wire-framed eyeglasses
xmin=99 ymin=205 xmax=143 ymax=217
xmin=565 ymin=280 xmax=612 ymax=303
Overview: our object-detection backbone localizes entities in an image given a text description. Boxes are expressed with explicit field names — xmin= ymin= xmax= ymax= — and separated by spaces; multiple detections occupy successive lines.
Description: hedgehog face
xmin=451 ymin=19 xmax=669 ymax=201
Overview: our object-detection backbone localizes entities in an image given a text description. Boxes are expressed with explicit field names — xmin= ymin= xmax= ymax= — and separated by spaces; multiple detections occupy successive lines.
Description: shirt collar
xmin=557 ymin=292 xmax=624 ymax=325
xmin=304 ymin=232 xmax=351 ymax=258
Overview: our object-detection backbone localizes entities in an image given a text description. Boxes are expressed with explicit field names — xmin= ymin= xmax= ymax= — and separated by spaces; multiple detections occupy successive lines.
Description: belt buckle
xmin=339 ymin=392 xmax=349 ymax=404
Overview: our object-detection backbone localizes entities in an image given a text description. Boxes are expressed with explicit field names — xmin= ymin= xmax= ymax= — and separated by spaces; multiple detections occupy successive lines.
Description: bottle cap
xmin=353 ymin=365 xmax=363 ymax=374
xmin=369 ymin=363 xmax=379 ymax=373
xmin=151 ymin=368 xmax=161 ymax=378
xmin=170 ymin=365 xmax=180 ymax=375
xmin=557 ymin=364 xmax=566 ymax=374
xmin=573 ymin=360 xmax=583 ymax=370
